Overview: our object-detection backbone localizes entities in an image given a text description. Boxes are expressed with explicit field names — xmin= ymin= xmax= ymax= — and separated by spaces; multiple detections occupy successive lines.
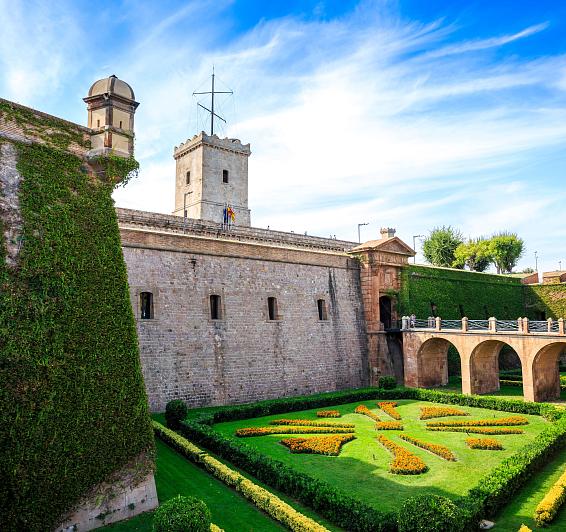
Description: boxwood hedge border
xmin=178 ymin=387 xmax=566 ymax=532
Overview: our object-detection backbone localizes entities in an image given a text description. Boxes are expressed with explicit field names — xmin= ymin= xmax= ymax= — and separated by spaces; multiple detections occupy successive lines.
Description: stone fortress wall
xmin=118 ymin=208 xmax=368 ymax=411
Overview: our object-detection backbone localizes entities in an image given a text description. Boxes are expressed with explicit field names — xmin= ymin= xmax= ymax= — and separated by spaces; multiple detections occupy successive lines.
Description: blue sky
xmin=1 ymin=0 xmax=565 ymax=273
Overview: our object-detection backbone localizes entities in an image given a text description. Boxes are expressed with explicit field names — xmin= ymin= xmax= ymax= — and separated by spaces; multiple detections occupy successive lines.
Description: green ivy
xmin=0 ymin=140 xmax=154 ymax=531
xmin=524 ymin=284 xmax=566 ymax=319
xmin=91 ymin=152 xmax=140 ymax=188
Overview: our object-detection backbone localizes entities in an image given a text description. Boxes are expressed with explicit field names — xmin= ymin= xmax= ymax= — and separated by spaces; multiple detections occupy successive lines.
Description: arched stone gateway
xmin=402 ymin=322 xmax=566 ymax=402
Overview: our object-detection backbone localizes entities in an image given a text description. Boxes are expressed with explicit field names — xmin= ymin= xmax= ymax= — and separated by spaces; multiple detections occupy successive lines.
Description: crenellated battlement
xmin=174 ymin=131 xmax=251 ymax=159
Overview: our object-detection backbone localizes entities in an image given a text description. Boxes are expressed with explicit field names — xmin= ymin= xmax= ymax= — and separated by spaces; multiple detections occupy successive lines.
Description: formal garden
xmin=103 ymin=385 xmax=566 ymax=531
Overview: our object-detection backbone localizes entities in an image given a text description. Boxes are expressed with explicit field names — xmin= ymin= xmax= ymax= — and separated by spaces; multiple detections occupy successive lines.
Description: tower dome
xmin=88 ymin=74 xmax=135 ymax=101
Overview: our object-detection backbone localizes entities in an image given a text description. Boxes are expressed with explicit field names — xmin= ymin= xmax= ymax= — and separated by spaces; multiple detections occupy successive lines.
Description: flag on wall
xmin=223 ymin=204 xmax=236 ymax=226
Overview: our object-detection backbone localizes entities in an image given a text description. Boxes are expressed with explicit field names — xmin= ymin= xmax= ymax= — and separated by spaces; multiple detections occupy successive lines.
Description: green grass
xmin=104 ymin=439 xmax=284 ymax=531
xmin=213 ymin=399 xmax=549 ymax=513
xmin=492 ymin=445 xmax=566 ymax=531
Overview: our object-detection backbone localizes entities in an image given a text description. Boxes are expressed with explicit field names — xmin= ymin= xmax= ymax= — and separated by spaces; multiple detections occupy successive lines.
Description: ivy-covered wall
xmin=525 ymin=283 xmax=566 ymax=319
xmin=0 ymin=132 xmax=153 ymax=530
xmin=398 ymin=264 xmax=525 ymax=320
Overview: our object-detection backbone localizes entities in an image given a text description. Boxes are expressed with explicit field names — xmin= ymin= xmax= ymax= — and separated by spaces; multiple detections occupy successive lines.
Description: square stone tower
xmin=173 ymin=132 xmax=251 ymax=226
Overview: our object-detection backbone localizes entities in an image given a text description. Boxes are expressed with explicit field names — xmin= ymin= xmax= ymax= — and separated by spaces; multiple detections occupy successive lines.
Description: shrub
xmin=518 ymin=526 xmax=532 ymax=532
xmin=377 ymin=401 xmax=401 ymax=420
xmin=317 ymin=410 xmax=341 ymax=418
xmin=269 ymin=419 xmax=354 ymax=428
xmin=397 ymin=495 xmax=464 ymax=532
xmin=427 ymin=427 xmax=523 ymax=435
xmin=377 ymin=435 xmax=428 ymax=475
xmin=400 ymin=434 xmax=456 ymax=461
xmin=152 ymin=495 xmax=211 ymax=532
xmin=354 ymin=404 xmax=381 ymax=421
xmin=376 ymin=422 xmax=403 ymax=430
xmin=165 ymin=400 xmax=189 ymax=430
xmin=426 ymin=416 xmax=528 ymax=427
xmin=534 ymin=467 xmax=566 ymax=526
xmin=378 ymin=376 xmax=397 ymax=389
xmin=466 ymin=438 xmax=503 ymax=450
xmin=235 ymin=426 xmax=354 ymax=437
xmin=280 ymin=435 xmax=356 ymax=456
xmin=420 ymin=406 xmax=469 ymax=420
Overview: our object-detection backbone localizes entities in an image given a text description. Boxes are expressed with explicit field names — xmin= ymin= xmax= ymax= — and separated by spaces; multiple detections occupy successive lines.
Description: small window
xmin=186 ymin=171 xmax=191 ymax=185
xmin=484 ymin=305 xmax=489 ymax=320
xmin=430 ymin=302 xmax=438 ymax=317
xmin=267 ymin=297 xmax=278 ymax=321
xmin=317 ymin=299 xmax=328 ymax=320
xmin=458 ymin=304 xmax=465 ymax=319
xmin=119 ymin=120 xmax=123 ymax=129
xmin=97 ymin=119 xmax=100 ymax=128
xmin=140 ymin=292 xmax=153 ymax=319
xmin=222 ymin=169 xmax=229 ymax=183
xmin=210 ymin=294 xmax=222 ymax=320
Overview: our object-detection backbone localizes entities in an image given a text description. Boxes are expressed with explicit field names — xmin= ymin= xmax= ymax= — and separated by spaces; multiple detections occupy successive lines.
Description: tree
xmin=488 ymin=232 xmax=524 ymax=273
xmin=452 ymin=238 xmax=492 ymax=272
xmin=422 ymin=226 xmax=464 ymax=268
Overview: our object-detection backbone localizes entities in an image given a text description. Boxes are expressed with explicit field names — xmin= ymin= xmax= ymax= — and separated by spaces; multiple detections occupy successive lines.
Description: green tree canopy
xmin=422 ymin=226 xmax=464 ymax=267
xmin=452 ymin=238 xmax=492 ymax=272
xmin=488 ymin=232 xmax=524 ymax=274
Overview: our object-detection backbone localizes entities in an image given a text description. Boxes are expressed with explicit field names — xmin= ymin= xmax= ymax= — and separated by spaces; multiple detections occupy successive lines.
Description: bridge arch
xmin=417 ymin=337 xmax=462 ymax=388
xmin=530 ymin=342 xmax=566 ymax=402
xmin=467 ymin=340 xmax=523 ymax=395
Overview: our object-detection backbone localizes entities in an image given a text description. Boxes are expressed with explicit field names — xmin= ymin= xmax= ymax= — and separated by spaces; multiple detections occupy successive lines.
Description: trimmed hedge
xmin=178 ymin=386 xmax=566 ymax=532
xmin=166 ymin=399 xmax=189 ymax=429
xmin=397 ymin=495 xmax=464 ymax=532
xmin=533 ymin=467 xmax=566 ymax=526
xmin=0 ymin=140 xmax=154 ymax=531
xmin=152 ymin=495 xmax=211 ymax=532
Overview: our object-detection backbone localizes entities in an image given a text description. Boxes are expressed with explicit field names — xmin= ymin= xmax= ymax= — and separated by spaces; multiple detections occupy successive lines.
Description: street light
xmin=534 ymin=251 xmax=538 ymax=271
xmin=358 ymin=222 xmax=369 ymax=243
xmin=412 ymin=235 xmax=424 ymax=264
xmin=183 ymin=191 xmax=193 ymax=233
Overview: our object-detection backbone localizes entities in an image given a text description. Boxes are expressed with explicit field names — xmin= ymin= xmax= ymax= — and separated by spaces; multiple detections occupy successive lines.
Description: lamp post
xmin=183 ymin=191 xmax=193 ymax=233
xmin=412 ymin=234 xmax=424 ymax=264
xmin=534 ymin=251 xmax=538 ymax=271
xmin=357 ymin=222 xmax=369 ymax=243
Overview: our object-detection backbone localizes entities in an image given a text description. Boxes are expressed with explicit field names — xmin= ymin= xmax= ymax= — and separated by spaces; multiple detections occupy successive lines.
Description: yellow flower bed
xmin=426 ymin=416 xmax=528 ymax=428
xmin=281 ymin=434 xmax=356 ymax=456
xmin=400 ymin=434 xmax=456 ymax=461
xmin=534 ymin=467 xmax=566 ymax=527
xmin=354 ymin=404 xmax=381 ymax=421
xmin=377 ymin=401 xmax=401 ymax=420
xmin=316 ymin=410 xmax=341 ymax=418
xmin=376 ymin=421 xmax=403 ymax=430
xmin=236 ymin=426 xmax=353 ymax=437
xmin=377 ymin=434 xmax=428 ymax=475
xmin=269 ymin=418 xmax=354 ymax=428
xmin=518 ymin=525 xmax=532 ymax=532
xmin=465 ymin=438 xmax=503 ymax=450
xmin=427 ymin=427 xmax=523 ymax=435
xmin=153 ymin=421 xmax=329 ymax=532
xmin=419 ymin=406 xmax=469 ymax=420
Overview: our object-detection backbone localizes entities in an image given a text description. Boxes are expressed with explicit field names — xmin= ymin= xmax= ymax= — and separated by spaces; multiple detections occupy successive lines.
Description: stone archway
xmin=379 ymin=295 xmax=392 ymax=330
xmin=468 ymin=340 xmax=509 ymax=395
xmin=417 ymin=338 xmax=462 ymax=388
xmin=531 ymin=342 xmax=566 ymax=402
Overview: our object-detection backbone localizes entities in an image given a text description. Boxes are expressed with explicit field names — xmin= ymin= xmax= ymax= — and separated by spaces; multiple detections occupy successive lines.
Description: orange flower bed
xmin=400 ymin=434 xmax=456 ymax=461
xmin=377 ymin=434 xmax=428 ymax=475
xmin=236 ymin=426 xmax=354 ymax=437
xmin=269 ymin=419 xmax=354 ymax=428
xmin=354 ymin=404 xmax=380 ymax=421
xmin=466 ymin=438 xmax=503 ymax=450
xmin=281 ymin=434 xmax=356 ymax=456
xmin=419 ymin=406 xmax=469 ymax=420
xmin=426 ymin=416 xmax=528 ymax=428
xmin=377 ymin=401 xmax=401 ymax=420
xmin=316 ymin=410 xmax=341 ymax=418
xmin=376 ymin=421 xmax=403 ymax=430
xmin=427 ymin=427 xmax=523 ymax=435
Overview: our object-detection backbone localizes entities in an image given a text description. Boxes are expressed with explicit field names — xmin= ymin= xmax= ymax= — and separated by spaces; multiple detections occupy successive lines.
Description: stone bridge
xmin=401 ymin=317 xmax=566 ymax=402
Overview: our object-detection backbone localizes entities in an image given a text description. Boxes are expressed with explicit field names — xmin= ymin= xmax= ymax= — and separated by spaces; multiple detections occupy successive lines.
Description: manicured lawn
xmin=492 ymin=445 xmax=566 ymax=531
xmin=104 ymin=439 xmax=284 ymax=531
xmin=213 ymin=399 xmax=549 ymax=513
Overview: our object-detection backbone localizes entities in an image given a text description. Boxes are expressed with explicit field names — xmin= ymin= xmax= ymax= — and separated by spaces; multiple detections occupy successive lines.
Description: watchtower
xmin=173 ymin=133 xmax=251 ymax=226
xmin=83 ymin=75 xmax=139 ymax=157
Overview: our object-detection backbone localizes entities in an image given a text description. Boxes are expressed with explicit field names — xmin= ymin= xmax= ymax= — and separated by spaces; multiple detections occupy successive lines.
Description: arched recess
xmin=531 ymin=342 xmax=566 ymax=402
xmin=469 ymin=340 xmax=516 ymax=395
xmin=417 ymin=338 xmax=462 ymax=389
xmin=379 ymin=295 xmax=392 ymax=330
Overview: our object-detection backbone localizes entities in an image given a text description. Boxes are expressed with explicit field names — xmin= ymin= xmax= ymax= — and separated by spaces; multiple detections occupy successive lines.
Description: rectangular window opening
xmin=210 ymin=294 xmax=222 ymax=320
xmin=430 ymin=301 xmax=437 ymax=317
xmin=140 ymin=292 xmax=154 ymax=319
xmin=267 ymin=297 xmax=278 ymax=321
xmin=458 ymin=304 xmax=465 ymax=319
xmin=119 ymin=120 xmax=123 ymax=129
xmin=186 ymin=171 xmax=191 ymax=185
xmin=317 ymin=299 xmax=328 ymax=321
xmin=222 ymin=169 xmax=229 ymax=183
xmin=97 ymin=119 xmax=100 ymax=128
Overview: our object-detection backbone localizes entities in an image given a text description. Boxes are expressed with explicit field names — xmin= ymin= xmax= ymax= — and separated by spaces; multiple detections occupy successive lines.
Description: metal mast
xmin=193 ymin=67 xmax=233 ymax=135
